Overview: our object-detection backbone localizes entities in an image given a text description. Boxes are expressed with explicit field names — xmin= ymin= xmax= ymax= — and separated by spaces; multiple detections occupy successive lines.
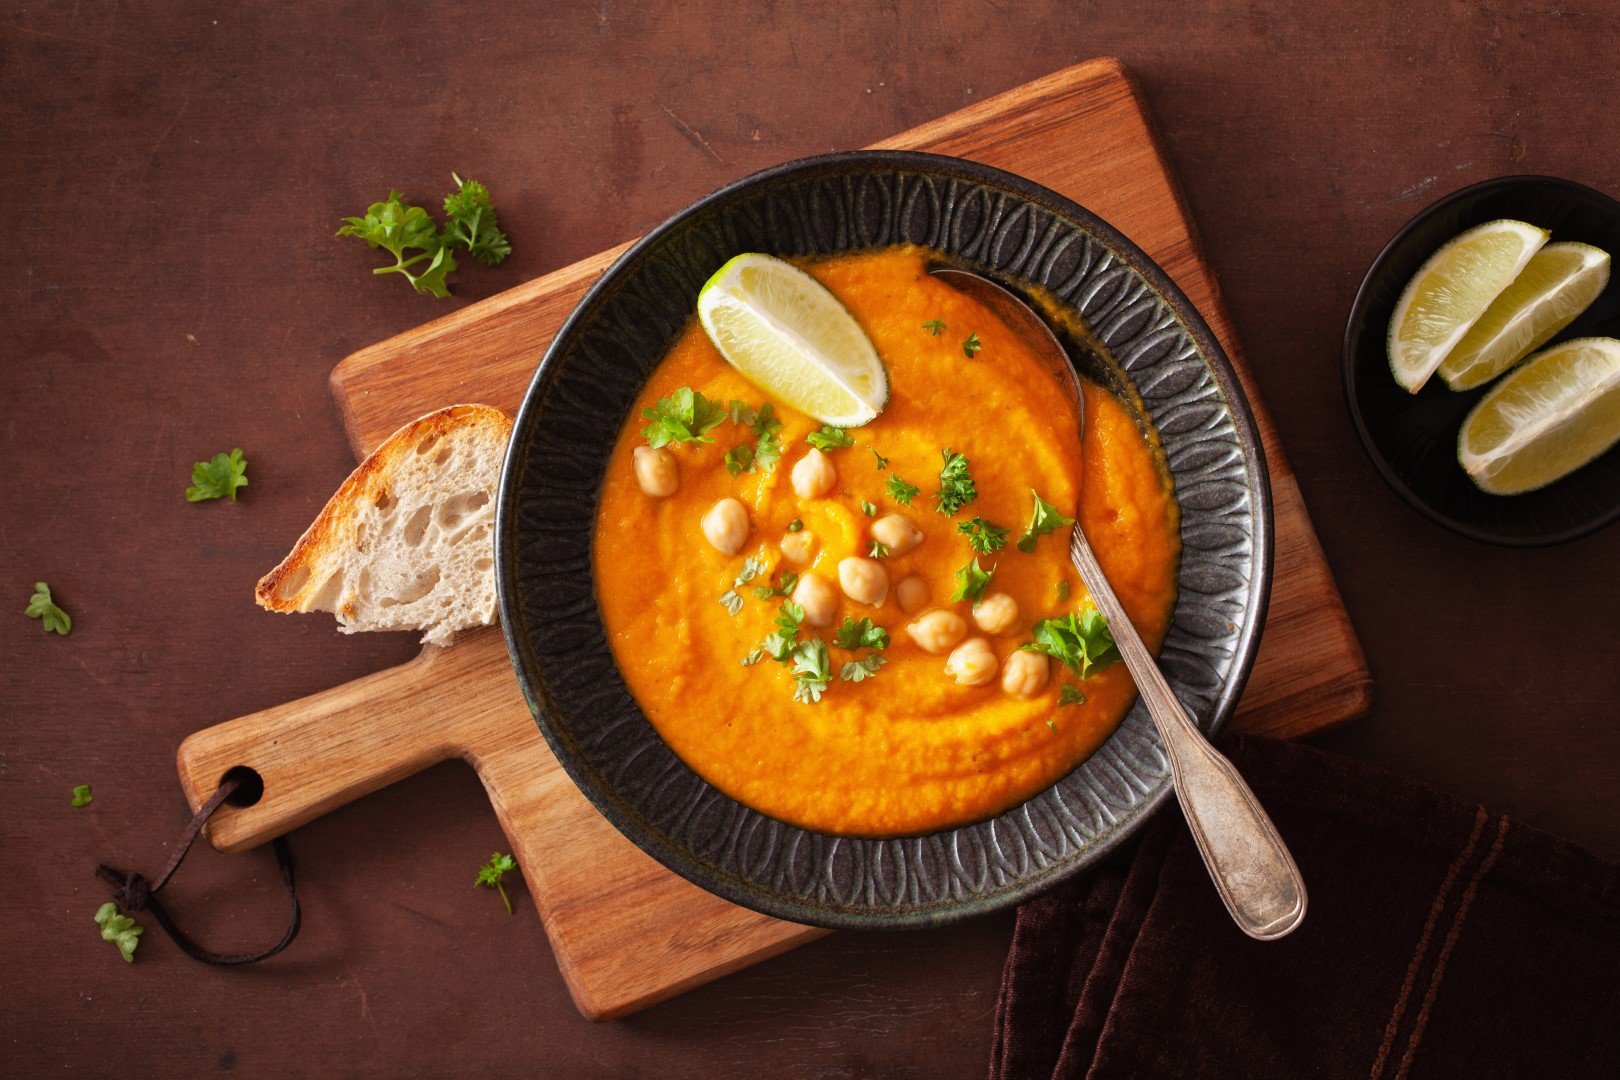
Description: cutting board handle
xmin=176 ymin=629 xmax=516 ymax=853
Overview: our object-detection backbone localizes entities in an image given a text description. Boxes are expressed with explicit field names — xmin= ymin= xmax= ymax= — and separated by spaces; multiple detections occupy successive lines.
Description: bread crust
xmin=255 ymin=404 xmax=513 ymax=616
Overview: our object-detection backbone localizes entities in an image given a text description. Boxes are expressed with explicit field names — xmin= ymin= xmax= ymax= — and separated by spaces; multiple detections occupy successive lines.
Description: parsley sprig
xmin=922 ymin=319 xmax=947 ymax=335
xmin=1059 ymin=684 xmax=1087 ymax=706
xmin=950 ymin=557 xmax=995 ymax=606
xmin=1022 ymin=604 xmax=1120 ymax=678
xmin=1016 ymin=489 xmax=1075 ymax=552
xmin=935 ymin=449 xmax=978 ymax=516
xmin=886 ymin=475 xmax=920 ymax=506
xmin=72 ymin=784 xmax=93 ymax=808
xmin=792 ymin=638 xmax=832 ymax=703
xmin=337 ymin=175 xmax=510 ymax=297
xmin=840 ymin=655 xmax=886 ymax=683
xmin=187 ymin=449 xmax=249 ymax=503
xmin=962 ymin=333 xmax=983 ymax=358
xmin=94 ymin=903 xmax=142 ymax=963
xmin=806 ymin=426 xmax=854 ymax=452
xmin=833 ymin=617 xmax=889 ymax=651
xmin=642 ymin=388 xmax=728 ymax=447
xmin=475 ymin=852 xmax=519 ymax=915
xmin=25 ymin=582 xmax=71 ymax=635
xmin=957 ymin=517 xmax=1009 ymax=555
xmin=725 ymin=401 xmax=783 ymax=474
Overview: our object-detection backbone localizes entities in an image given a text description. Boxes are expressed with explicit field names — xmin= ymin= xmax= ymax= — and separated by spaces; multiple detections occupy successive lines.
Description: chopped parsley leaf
xmin=834 ymin=617 xmax=889 ymax=651
xmin=869 ymin=540 xmax=890 ymax=558
xmin=962 ymin=333 xmax=982 ymax=358
xmin=642 ymin=388 xmax=728 ymax=447
xmin=94 ymin=903 xmax=142 ymax=963
xmin=72 ymin=784 xmax=93 ymax=808
xmin=1046 ymin=719 xmax=1059 ymax=734
xmin=1016 ymin=489 xmax=1076 ymax=552
xmin=1056 ymin=580 xmax=1071 ymax=601
xmin=950 ymin=557 xmax=995 ymax=606
xmin=806 ymin=426 xmax=855 ymax=451
xmin=935 ymin=449 xmax=978 ymax=516
xmin=719 ymin=589 xmax=744 ymax=616
xmin=787 ymin=518 xmax=805 ymax=533
xmin=840 ymin=655 xmax=886 ymax=683
xmin=869 ymin=446 xmax=889 ymax=470
xmin=791 ymin=638 xmax=832 ymax=703
xmin=922 ymin=319 xmax=947 ymax=335
xmin=886 ymin=475 xmax=920 ymax=505
xmin=1022 ymin=604 xmax=1121 ymax=678
xmin=741 ymin=647 xmax=765 ymax=667
xmin=861 ymin=500 xmax=878 ymax=517
xmin=733 ymin=555 xmax=768 ymax=588
xmin=753 ymin=571 xmax=799 ymax=600
xmin=724 ymin=444 xmax=754 ymax=476
xmin=1059 ymin=683 xmax=1087 ymax=706
xmin=25 ymin=582 xmax=71 ymax=635
xmin=957 ymin=517 xmax=1009 ymax=555
xmin=186 ymin=449 xmax=249 ymax=503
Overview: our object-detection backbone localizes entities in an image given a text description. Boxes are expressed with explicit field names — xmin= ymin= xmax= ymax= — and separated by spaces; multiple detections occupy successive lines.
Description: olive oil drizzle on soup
xmin=594 ymin=247 xmax=1179 ymax=837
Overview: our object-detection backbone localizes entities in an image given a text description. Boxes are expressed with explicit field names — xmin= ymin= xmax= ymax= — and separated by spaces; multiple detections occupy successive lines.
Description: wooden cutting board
xmin=176 ymin=57 xmax=1370 ymax=1022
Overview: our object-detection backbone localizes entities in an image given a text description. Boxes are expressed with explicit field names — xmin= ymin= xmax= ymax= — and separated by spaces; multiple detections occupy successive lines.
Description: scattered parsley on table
xmin=186 ymin=449 xmax=249 ymax=503
xmin=25 ymin=582 xmax=71 ymax=635
xmin=71 ymin=784 xmax=93 ymax=808
xmin=94 ymin=903 xmax=142 ymax=963
xmin=475 ymin=852 xmax=519 ymax=915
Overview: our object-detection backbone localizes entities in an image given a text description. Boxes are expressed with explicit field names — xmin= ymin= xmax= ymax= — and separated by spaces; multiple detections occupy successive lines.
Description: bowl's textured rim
xmin=1341 ymin=173 xmax=1620 ymax=548
xmin=496 ymin=150 xmax=1273 ymax=930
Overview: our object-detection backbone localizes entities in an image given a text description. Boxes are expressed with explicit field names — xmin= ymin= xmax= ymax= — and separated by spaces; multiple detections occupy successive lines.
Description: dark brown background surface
xmin=3 ymin=2 xmax=1617 ymax=1076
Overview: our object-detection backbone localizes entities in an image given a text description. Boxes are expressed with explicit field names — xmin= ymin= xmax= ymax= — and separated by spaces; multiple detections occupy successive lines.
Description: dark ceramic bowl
xmin=1344 ymin=175 xmax=1620 ymax=546
xmin=496 ymin=151 xmax=1271 ymax=930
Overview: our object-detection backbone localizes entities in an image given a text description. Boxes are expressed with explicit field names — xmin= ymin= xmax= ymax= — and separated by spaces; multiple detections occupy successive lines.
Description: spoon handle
xmin=1068 ymin=527 xmax=1307 ymax=940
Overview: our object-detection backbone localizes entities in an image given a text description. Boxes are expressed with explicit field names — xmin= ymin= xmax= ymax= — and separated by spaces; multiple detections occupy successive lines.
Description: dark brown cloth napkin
xmin=990 ymin=735 xmax=1620 ymax=1080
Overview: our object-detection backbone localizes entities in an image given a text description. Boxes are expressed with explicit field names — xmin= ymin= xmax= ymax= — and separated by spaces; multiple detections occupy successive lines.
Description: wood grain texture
xmin=176 ymin=58 xmax=1369 ymax=1021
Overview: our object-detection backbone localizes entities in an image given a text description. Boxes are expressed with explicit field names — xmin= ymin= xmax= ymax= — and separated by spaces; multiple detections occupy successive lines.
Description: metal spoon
xmin=931 ymin=267 xmax=1307 ymax=940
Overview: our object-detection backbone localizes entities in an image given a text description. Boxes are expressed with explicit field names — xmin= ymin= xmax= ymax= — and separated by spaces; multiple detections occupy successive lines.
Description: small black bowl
xmin=1343 ymin=175 xmax=1620 ymax=546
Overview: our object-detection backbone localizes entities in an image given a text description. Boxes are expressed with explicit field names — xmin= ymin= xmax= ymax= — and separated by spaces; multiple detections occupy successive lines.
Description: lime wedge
xmin=1458 ymin=337 xmax=1620 ymax=494
xmin=1388 ymin=220 xmax=1549 ymax=393
xmin=1438 ymin=243 xmax=1611 ymax=390
xmin=697 ymin=254 xmax=887 ymax=427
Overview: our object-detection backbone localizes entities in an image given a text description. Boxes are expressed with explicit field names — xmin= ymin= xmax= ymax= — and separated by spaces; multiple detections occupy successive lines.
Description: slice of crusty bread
xmin=255 ymin=404 xmax=513 ymax=647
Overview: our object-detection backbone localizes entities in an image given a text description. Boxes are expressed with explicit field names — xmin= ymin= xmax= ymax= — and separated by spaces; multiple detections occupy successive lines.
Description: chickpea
xmin=632 ymin=445 xmax=678 ymax=498
xmin=945 ymin=637 xmax=999 ymax=686
xmin=972 ymin=592 xmax=1020 ymax=635
xmin=895 ymin=574 xmax=930 ymax=614
xmin=791 ymin=448 xmax=837 ymax=499
xmin=792 ymin=572 xmax=839 ymax=628
xmin=837 ymin=557 xmax=889 ymax=607
xmin=906 ymin=609 xmax=967 ymax=654
xmin=1000 ymin=650 xmax=1050 ymax=698
xmin=701 ymin=497 xmax=749 ymax=555
xmin=779 ymin=530 xmax=817 ymax=566
xmin=869 ymin=513 xmax=924 ymax=555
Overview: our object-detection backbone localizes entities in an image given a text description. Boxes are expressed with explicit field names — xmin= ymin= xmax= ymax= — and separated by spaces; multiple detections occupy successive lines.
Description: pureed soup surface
xmin=593 ymin=247 xmax=1179 ymax=836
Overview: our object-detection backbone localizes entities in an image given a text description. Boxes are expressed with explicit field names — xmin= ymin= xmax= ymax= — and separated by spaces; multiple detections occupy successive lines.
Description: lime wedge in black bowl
xmin=1343 ymin=175 xmax=1620 ymax=546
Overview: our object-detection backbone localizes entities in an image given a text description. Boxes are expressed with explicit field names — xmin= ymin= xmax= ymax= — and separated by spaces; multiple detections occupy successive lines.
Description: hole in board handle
xmin=220 ymin=765 xmax=265 ymax=807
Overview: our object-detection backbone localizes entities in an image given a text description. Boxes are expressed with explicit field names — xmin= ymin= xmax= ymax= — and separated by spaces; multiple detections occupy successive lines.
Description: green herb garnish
xmin=807 ymin=426 xmax=855 ymax=451
xmin=787 ymin=518 xmax=805 ymax=533
xmin=861 ymin=500 xmax=878 ymax=517
xmin=1016 ymin=489 xmax=1075 ymax=552
xmin=760 ymin=602 xmax=806 ymax=661
xmin=869 ymin=540 xmax=889 ymax=558
xmin=72 ymin=784 xmax=93 ymax=807
xmin=733 ymin=555 xmax=768 ymax=588
xmin=950 ymin=557 xmax=995 ymax=606
xmin=834 ymin=617 xmax=890 ymax=651
xmin=94 ymin=903 xmax=142 ymax=963
xmin=441 ymin=173 xmax=512 ymax=267
xmin=922 ymin=320 xmax=947 ymax=335
xmin=724 ymin=444 xmax=754 ymax=476
xmin=869 ymin=446 xmax=889 ymax=470
xmin=25 ymin=582 xmax=71 ymax=635
xmin=475 ymin=852 xmax=519 ymax=915
xmin=1046 ymin=719 xmax=1059 ymax=734
xmin=741 ymin=647 xmax=765 ymax=667
xmin=962 ymin=333 xmax=982 ymax=358
xmin=337 ymin=190 xmax=457 ymax=297
xmin=791 ymin=638 xmax=832 ymax=703
xmin=886 ymin=475 xmax=920 ymax=505
xmin=186 ymin=449 xmax=249 ymax=503
xmin=1059 ymin=684 xmax=1087 ymax=706
xmin=1022 ymin=604 xmax=1120 ymax=678
xmin=935 ymin=449 xmax=977 ymax=516
xmin=719 ymin=590 xmax=743 ymax=615
xmin=753 ymin=571 xmax=799 ymax=600
xmin=957 ymin=517 xmax=1009 ymax=555
xmin=1056 ymin=580 xmax=1071 ymax=601
xmin=641 ymin=388 xmax=728 ymax=447
xmin=840 ymin=656 xmax=886 ymax=683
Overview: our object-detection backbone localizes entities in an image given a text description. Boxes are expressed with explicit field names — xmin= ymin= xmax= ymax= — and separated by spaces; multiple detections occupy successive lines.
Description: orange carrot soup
xmin=593 ymin=246 xmax=1179 ymax=836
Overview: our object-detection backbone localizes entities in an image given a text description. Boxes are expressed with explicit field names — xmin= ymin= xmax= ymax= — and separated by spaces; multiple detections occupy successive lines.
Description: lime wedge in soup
xmin=1388 ymin=219 xmax=1549 ymax=393
xmin=1438 ymin=242 xmax=1610 ymax=391
xmin=698 ymin=254 xmax=888 ymax=427
xmin=1458 ymin=336 xmax=1620 ymax=494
